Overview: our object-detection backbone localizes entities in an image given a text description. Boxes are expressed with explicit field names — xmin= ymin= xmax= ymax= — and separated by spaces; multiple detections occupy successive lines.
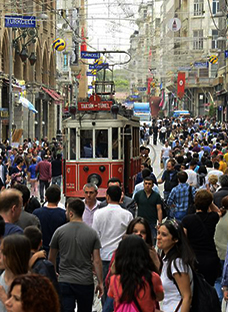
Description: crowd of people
xmin=1 ymin=117 xmax=228 ymax=312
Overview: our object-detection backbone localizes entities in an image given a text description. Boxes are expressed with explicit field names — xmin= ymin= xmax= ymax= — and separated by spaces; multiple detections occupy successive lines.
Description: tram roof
xmin=63 ymin=111 xmax=140 ymax=127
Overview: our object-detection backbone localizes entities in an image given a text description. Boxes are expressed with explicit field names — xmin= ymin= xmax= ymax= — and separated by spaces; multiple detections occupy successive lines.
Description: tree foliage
xmin=96 ymin=69 xmax=130 ymax=92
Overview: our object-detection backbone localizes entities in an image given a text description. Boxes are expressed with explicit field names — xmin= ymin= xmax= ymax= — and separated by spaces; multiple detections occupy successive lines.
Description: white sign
xmin=168 ymin=18 xmax=181 ymax=32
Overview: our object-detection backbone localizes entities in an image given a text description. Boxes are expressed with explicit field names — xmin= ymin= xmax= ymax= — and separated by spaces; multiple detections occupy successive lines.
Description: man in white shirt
xmin=161 ymin=141 xmax=171 ymax=169
xmin=133 ymin=168 xmax=160 ymax=198
xmin=206 ymin=161 xmax=223 ymax=184
xmin=82 ymin=183 xmax=100 ymax=227
xmin=185 ymin=159 xmax=198 ymax=187
xmin=92 ymin=185 xmax=133 ymax=302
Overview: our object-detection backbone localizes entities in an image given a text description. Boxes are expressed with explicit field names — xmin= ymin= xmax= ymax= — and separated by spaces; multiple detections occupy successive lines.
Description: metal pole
xmin=9 ymin=28 xmax=13 ymax=146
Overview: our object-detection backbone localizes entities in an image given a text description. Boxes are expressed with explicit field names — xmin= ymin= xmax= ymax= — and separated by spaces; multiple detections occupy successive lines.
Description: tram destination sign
xmin=5 ymin=15 xmax=36 ymax=28
xmin=81 ymin=51 xmax=100 ymax=59
xmin=78 ymin=101 xmax=112 ymax=111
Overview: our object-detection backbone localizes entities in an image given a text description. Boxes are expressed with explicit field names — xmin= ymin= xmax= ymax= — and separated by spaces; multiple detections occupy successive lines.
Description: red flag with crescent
xmin=177 ymin=72 xmax=185 ymax=99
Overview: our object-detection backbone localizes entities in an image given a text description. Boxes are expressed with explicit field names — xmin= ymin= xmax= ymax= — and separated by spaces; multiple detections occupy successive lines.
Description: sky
xmin=86 ymin=0 xmax=143 ymax=65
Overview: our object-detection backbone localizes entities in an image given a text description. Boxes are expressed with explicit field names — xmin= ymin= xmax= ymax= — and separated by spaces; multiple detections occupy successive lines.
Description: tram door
xmin=123 ymin=126 xmax=131 ymax=195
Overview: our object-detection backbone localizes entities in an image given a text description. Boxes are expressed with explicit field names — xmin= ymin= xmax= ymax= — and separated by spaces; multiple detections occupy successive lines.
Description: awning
xmin=42 ymin=87 xmax=64 ymax=104
xmin=19 ymin=96 xmax=38 ymax=113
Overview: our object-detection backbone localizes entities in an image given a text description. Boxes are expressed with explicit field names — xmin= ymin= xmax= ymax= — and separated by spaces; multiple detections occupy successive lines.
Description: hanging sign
xmin=168 ymin=18 xmax=181 ymax=32
xmin=177 ymin=72 xmax=185 ymax=99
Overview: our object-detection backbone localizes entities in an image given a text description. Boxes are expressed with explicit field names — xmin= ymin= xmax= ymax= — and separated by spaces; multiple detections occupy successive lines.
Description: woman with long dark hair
xmin=157 ymin=219 xmax=195 ymax=312
xmin=108 ymin=235 xmax=163 ymax=312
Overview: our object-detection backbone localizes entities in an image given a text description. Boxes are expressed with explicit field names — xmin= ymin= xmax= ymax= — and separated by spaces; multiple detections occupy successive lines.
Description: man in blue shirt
xmin=167 ymin=171 xmax=196 ymax=221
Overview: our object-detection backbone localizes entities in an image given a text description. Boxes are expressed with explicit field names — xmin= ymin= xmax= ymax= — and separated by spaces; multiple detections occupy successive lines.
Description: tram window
xmin=120 ymin=128 xmax=124 ymax=159
xmin=112 ymin=128 xmax=119 ymax=159
xmin=80 ymin=130 xmax=93 ymax=158
xmin=70 ymin=129 xmax=76 ymax=160
xmin=95 ymin=130 xmax=108 ymax=158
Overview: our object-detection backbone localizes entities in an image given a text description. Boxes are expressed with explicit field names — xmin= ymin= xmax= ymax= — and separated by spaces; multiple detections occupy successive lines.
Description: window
xmin=155 ymin=18 xmax=160 ymax=28
xmin=112 ymin=128 xmax=119 ymax=159
xmin=193 ymin=30 xmax=203 ymax=50
xmin=95 ymin=130 xmax=108 ymax=158
xmin=212 ymin=0 xmax=219 ymax=15
xmin=212 ymin=29 xmax=218 ymax=49
xmin=70 ymin=129 xmax=76 ymax=160
xmin=194 ymin=0 xmax=204 ymax=16
xmin=80 ymin=130 xmax=93 ymax=158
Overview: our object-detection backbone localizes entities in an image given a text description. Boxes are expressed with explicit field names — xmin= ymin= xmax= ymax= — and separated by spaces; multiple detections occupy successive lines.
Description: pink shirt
xmin=36 ymin=160 xmax=51 ymax=181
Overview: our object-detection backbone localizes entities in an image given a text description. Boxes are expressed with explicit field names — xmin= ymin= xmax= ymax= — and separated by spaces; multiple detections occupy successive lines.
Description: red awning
xmin=42 ymin=87 xmax=64 ymax=104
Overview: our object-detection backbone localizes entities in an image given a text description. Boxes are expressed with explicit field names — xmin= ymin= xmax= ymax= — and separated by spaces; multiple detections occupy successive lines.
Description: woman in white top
xmin=157 ymin=219 xmax=195 ymax=312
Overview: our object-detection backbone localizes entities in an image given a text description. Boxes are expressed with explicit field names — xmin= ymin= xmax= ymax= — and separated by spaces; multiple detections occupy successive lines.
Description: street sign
xmin=86 ymin=72 xmax=96 ymax=76
xmin=178 ymin=66 xmax=192 ymax=71
xmin=78 ymin=102 xmax=112 ymax=111
xmin=137 ymin=87 xmax=147 ymax=92
xmin=88 ymin=86 xmax=93 ymax=89
xmin=194 ymin=62 xmax=208 ymax=68
xmin=5 ymin=15 xmax=36 ymax=28
xmin=89 ymin=63 xmax=109 ymax=70
xmin=81 ymin=51 xmax=100 ymax=59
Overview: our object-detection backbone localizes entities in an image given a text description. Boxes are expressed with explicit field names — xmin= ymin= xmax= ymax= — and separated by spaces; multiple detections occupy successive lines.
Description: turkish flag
xmin=177 ymin=72 xmax=185 ymax=99
xmin=147 ymin=77 xmax=153 ymax=94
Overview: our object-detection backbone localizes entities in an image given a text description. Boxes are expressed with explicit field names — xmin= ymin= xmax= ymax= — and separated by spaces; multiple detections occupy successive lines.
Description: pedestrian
xmin=134 ymin=176 xmax=162 ymax=244
xmin=0 ymin=189 xmax=23 ymax=236
xmin=82 ymin=183 xmax=100 ymax=227
xmin=182 ymin=190 xmax=221 ymax=286
xmin=214 ymin=175 xmax=228 ymax=208
xmin=28 ymin=158 xmax=38 ymax=197
xmin=51 ymin=154 xmax=62 ymax=187
xmin=157 ymin=219 xmax=195 ymax=312
xmin=36 ymin=155 xmax=51 ymax=203
xmin=92 ymin=185 xmax=133 ymax=303
xmin=49 ymin=198 xmax=103 ymax=312
xmin=5 ymin=274 xmax=60 ymax=312
xmin=167 ymin=171 xmax=196 ymax=221
xmin=157 ymin=158 xmax=178 ymax=200
xmin=0 ymin=234 xmax=31 ymax=311
xmin=161 ymin=141 xmax=171 ymax=169
xmin=108 ymin=235 xmax=164 ymax=312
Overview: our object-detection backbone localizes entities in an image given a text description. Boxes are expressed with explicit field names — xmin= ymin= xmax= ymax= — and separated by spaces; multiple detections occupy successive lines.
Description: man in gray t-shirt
xmin=49 ymin=198 xmax=103 ymax=312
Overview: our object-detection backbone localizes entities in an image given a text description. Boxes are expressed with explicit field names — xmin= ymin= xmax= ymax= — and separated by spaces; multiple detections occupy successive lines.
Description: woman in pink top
xmin=108 ymin=235 xmax=164 ymax=312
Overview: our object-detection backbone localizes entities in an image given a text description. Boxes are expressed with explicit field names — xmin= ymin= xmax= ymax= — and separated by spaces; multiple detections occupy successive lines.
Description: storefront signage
xmin=5 ymin=15 xmax=36 ymax=28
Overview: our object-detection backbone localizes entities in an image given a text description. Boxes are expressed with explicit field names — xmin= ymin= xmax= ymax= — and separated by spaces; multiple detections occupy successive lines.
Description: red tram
xmin=62 ymin=94 xmax=141 ymax=198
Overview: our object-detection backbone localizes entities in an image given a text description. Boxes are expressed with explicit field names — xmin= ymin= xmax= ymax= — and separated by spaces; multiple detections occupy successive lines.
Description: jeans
xmin=52 ymin=175 xmax=62 ymax=187
xmin=162 ymin=157 xmax=170 ymax=169
xmin=39 ymin=180 xmax=50 ymax=202
xmin=174 ymin=210 xmax=187 ymax=221
xmin=102 ymin=260 xmax=110 ymax=305
xmin=149 ymin=223 xmax=157 ymax=246
xmin=103 ymin=296 xmax=114 ymax=312
xmin=215 ymin=260 xmax=225 ymax=303
xmin=59 ymin=282 xmax=94 ymax=312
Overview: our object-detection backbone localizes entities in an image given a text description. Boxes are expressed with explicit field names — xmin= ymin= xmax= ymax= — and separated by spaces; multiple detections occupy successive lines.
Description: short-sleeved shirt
xmin=134 ymin=190 xmax=161 ymax=225
xmin=33 ymin=206 xmax=66 ymax=252
xmin=108 ymin=273 xmax=163 ymax=312
xmin=28 ymin=163 xmax=37 ymax=179
xmin=161 ymin=258 xmax=193 ymax=312
xmin=50 ymin=221 xmax=101 ymax=285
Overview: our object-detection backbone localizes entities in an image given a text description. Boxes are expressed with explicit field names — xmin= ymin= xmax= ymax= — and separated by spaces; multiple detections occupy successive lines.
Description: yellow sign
xmin=209 ymin=55 xmax=218 ymax=64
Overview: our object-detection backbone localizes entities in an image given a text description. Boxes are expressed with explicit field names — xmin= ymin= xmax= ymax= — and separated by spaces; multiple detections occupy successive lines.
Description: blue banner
xmin=81 ymin=51 xmax=100 ymax=59
xmin=5 ymin=15 xmax=36 ymax=28
xmin=194 ymin=62 xmax=208 ymax=68
xmin=137 ymin=87 xmax=147 ymax=92
xmin=89 ymin=63 xmax=108 ymax=70
xmin=225 ymin=50 xmax=228 ymax=59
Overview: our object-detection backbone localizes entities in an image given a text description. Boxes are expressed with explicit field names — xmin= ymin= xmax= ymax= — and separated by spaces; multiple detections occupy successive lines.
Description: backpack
xmin=190 ymin=271 xmax=221 ymax=312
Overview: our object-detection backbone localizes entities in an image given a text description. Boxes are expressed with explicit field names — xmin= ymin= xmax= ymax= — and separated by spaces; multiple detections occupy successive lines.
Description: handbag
xmin=187 ymin=186 xmax=196 ymax=214
xmin=160 ymin=159 xmax=164 ymax=169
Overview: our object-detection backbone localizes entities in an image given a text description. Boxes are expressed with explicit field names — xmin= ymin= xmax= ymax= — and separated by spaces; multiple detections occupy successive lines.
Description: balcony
xmin=186 ymin=77 xmax=215 ymax=88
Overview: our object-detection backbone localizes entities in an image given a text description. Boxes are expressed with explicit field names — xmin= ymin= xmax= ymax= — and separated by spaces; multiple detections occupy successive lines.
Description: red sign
xmin=78 ymin=101 xmax=112 ymax=111
xmin=177 ymin=72 xmax=185 ymax=99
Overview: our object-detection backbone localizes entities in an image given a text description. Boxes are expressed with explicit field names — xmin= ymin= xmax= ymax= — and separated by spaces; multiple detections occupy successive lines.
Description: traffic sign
xmin=86 ymin=72 xmax=96 ymax=76
xmin=81 ymin=51 xmax=100 ymax=59
xmin=89 ymin=63 xmax=109 ymax=70
xmin=137 ymin=87 xmax=147 ymax=92
xmin=5 ymin=15 xmax=36 ymax=28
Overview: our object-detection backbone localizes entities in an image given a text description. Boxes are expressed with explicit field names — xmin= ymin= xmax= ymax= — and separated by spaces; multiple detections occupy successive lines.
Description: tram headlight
xmin=99 ymin=166 xmax=106 ymax=172
xmin=87 ymin=174 xmax=102 ymax=187
xmin=83 ymin=166 xmax=89 ymax=172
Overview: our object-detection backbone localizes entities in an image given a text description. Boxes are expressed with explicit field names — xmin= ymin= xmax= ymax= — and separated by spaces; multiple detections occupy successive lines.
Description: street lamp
xmin=20 ymin=46 xmax=28 ymax=62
